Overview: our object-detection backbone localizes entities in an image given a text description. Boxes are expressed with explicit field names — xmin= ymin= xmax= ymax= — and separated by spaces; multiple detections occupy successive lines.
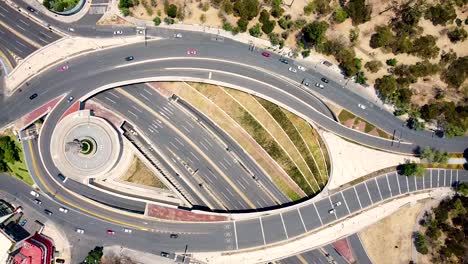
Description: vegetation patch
xmin=338 ymin=110 xmax=390 ymax=139
xmin=43 ymin=0 xmax=80 ymax=12
xmin=0 ymin=134 xmax=34 ymax=186
xmin=121 ymin=156 xmax=168 ymax=189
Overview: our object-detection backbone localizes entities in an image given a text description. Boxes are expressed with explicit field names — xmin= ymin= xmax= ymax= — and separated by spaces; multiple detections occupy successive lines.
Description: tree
xmin=259 ymin=9 xmax=270 ymax=24
xmin=153 ymin=16 xmax=161 ymax=25
xmin=237 ymin=17 xmax=248 ymax=32
xmin=458 ymin=182 xmax=468 ymax=196
xmin=261 ymin=20 xmax=276 ymax=34
xmin=401 ymin=161 xmax=425 ymax=177
xmin=407 ymin=117 xmax=425 ymax=131
xmin=425 ymin=3 xmax=456 ymax=26
xmin=166 ymin=4 xmax=177 ymax=18
xmin=346 ymin=0 xmax=371 ymax=25
xmin=314 ymin=0 xmax=331 ymax=16
xmin=370 ymin=25 xmax=394 ymax=49
xmin=269 ymin=33 xmax=280 ymax=46
xmin=365 ymin=60 xmax=382 ymax=73
xmin=443 ymin=56 xmax=468 ymax=88
xmin=355 ymin=71 xmax=367 ymax=84
xmin=0 ymin=160 xmax=7 ymax=173
xmin=118 ymin=0 xmax=133 ymax=8
xmin=386 ymin=58 xmax=397 ymax=66
xmin=411 ymin=35 xmax=440 ymax=59
xmin=375 ymin=75 xmax=398 ymax=101
xmin=43 ymin=0 xmax=51 ymax=9
xmin=233 ymin=0 xmax=259 ymax=20
xmin=0 ymin=137 xmax=19 ymax=164
xmin=419 ymin=147 xmax=449 ymax=164
xmin=303 ymin=1 xmax=316 ymax=15
xmin=447 ymin=27 xmax=468 ymax=43
xmin=420 ymin=104 xmax=438 ymax=120
xmin=302 ymin=21 xmax=329 ymax=47
xmin=333 ymin=7 xmax=348 ymax=23
xmin=349 ymin=28 xmax=360 ymax=43
xmin=249 ymin=23 xmax=262 ymax=37
xmin=414 ymin=232 xmax=429 ymax=254
xmin=82 ymin=246 xmax=103 ymax=264
xmin=223 ymin=22 xmax=233 ymax=31
xmin=222 ymin=0 xmax=233 ymax=14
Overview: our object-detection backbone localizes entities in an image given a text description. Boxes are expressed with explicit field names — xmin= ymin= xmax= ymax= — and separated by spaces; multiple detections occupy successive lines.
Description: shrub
xmin=301 ymin=21 xmax=329 ymax=47
xmin=411 ymin=35 xmax=439 ymax=59
xmin=333 ymin=7 xmax=348 ymax=23
xmin=419 ymin=147 xmax=449 ymax=164
xmin=278 ymin=17 xmax=292 ymax=29
xmin=249 ymin=23 xmax=262 ymax=37
xmin=386 ymin=58 xmax=397 ymax=66
xmin=166 ymin=4 xmax=177 ymax=18
xmin=223 ymin=22 xmax=234 ymax=31
xmin=153 ymin=16 xmax=161 ymax=25
xmin=303 ymin=1 xmax=316 ymax=15
xmin=349 ymin=27 xmax=359 ymax=43
xmin=302 ymin=49 xmax=311 ymax=58
xmin=447 ymin=27 xmax=468 ymax=43
xmin=355 ymin=71 xmax=367 ymax=84
xmin=259 ymin=9 xmax=270 ymax=24
xmin=369 ymin=25 xmax=394 ymax=49
xmin=119 ymin=0 xmax=134 ymax=8
xmin=261 ymin=20 xmax=276 ymax=34
xmin=425 ymin=3 xmax=456 ymax=26
xmin=164 ymin=17 xmax=174 ymax=24
xmin=414 ymin=232 xmax=429 ymax=254
xmin=314 ymin=0 xmax=331 ymax=16
xmin=43 ymin=0 xmax=51 ymax=9
xmin=269 ymin=33 xmax=281 ymax=46
xmin=443 ymin=56 xmax=468 ymax=88
xmin=270 ymin=6 xmax=284 ymax=18
xmin=222 ymin=0 xmax=233 ymax=14
xmin=364 ymin=60 xmax=383 ymax=73
xmin=375 ymin=75 xmax=398 ymax=101
xmin=233 ymin=0 xmax=259 ymax=20
xmin=401 ymin=161 xmax=425 ymax=177
xmin=458 ymin=182 xmax=468 ymax=196
xmin=346 ymin=0 xmax=371 ymax=25
xmin=237 ymin=17 xmax=248 ymax=32
xmin=200 ymin=14 xmax=206 ymax=23
xmin=120 ymin=7 xmax=130 ymax=16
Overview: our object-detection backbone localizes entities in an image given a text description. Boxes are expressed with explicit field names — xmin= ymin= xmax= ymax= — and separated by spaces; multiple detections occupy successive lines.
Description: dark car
xmin=33 ymin=199 xmax=42 ymax=205
xmin=125 ymin=56 xmax=134 ymax=61
xmin=279 ymin=58 xmax=289 ymax=64
xmin=44 ymin=209 xmax=52 ymax=216
xmin=26 ymin=6 xmax=36 ymax=13
xmin=321 ymin=77 xmax=329 ymax=83
xmin=170 ymin=234 xmax=178 ymax=239
xmin=160 ymin=252 xmax=170 ymax=258
xmin=302 ymin=78 xmax=310 ymax=87
xmin=29 ymin=93 xmax=38 ymax=100
xmin=57 ymin=173 xmax=67 ymax=182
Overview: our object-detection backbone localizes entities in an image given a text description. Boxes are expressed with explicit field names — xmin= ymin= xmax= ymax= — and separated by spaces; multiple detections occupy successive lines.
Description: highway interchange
xmin=0 ymin=0 xmax=468 ymax=262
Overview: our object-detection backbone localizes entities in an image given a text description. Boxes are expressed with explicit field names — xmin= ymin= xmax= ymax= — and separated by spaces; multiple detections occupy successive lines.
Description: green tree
xmin=166 ymin=4 xmax=177 ymax=18
xmin=223 ymin=22 xmax=234 ymax=31
xmin=43 ymin=0 xmax=51 ymax=9
xmin=222 ymin=0 xmax=233 ymax=14
xmin=249 ymin=23 xmax=262 ymax=37
xmin=118 ymin=0 xmax=134 ymax=8
xmin=419 ymin=147 xmax=449 ymax=164
xmin=346 ymin=0 xmax=371 ymax=25
xmin=369 ymin=25 xmax=394 ymax=49
xmin=0 ymin=160 xmax=7 ymax=173
xmin=269 ymin=33 xmax=280 ymax=46
xmin=443 ymin=56 xmax=468 ymax=88
xmin=349 ymin=27 xmax=359 ymax=43
xmin=237 ymin=17 xmax=248 ymax=32
xmin=333 ymin=7 xmax=348 ymax=23
xmin=233 ymin=0 xmax=259 ymax=20
xmin=82 ymin=246 xmax=103 ymax=264
xmin=411 ymin=35 xmax=440 ymax=59
xmin=407 ymin=117 xmax=425 ymax=131
xmin=261 ymin=20 xmax=276 ymax=34
xmin=314 ymin=0 xmax=331 ymax=16
xmin=447 ymin=27 xmax=468 ymax=43
xmin=401 ymin=161 xmax=425 ymax=177
xmin=301 ymin=21 xmax=329 ymax=47
xmin=375 ymin=75 xmax=398 ymax=101
xmin=386 ymin=58 xmax=397 ymax=66
xmin=153 ymin=16 xmax=161 ymax=25
xmin=458 ymin=182 xmax=468 ymax=196
xmin=303 ymin=1 xmax=316 ymax=15
xmin=425 ymin=3 xmax=456 ymax=26
xmin=364 ymin=60 xmax=383 ymax=73
xmin=355 ymin=71 xmax=367 ymax=84
xmin=0 ymin=137 xmax=19 ymax=164
xmin=270 ymin=0 xmax=283 ymax=18
xmin=259 ymin=9 xmax=270 ymax=24
xmin=414 ymin=232 xmax=429 ymax=254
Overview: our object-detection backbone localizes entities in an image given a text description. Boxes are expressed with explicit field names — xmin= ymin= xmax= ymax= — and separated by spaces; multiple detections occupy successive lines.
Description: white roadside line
xmin=364 ymin=182 xmax=373 ymax=204
xmin=297 ymin=208 xmax=308 ymax=232
xmin=430 ymin=169 xmax=432 ymax=188
xmin=233 ymin=221 xmax=239 ymax=250
xmin=374 ymin=178 xmax=383 ymax=200
xmin=313 ymin=203 xmax=323 ymax=225
xmin=406 ymin=174 xmax=410 ymax=192
xmin=353 ymin=186 xmax=363 ymax=209
xmin=413 ymin=174 xmax=417 ymax=190
xmin=396 ymin=172 xmax=402 ymax=194
xmin=340 ymin=192 xmax=350 ymax=215
xmin=259 ymin=217 xmax=266 ymax=245
xmin=280 ymin=213 xmax=289 ymax=239
xmin=385 ymin=174 xmax=393 ymax=197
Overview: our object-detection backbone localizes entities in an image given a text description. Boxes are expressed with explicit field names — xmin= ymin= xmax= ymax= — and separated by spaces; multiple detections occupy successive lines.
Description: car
xmin=187 ymin=50 xmax=197 ymax=55
xmin=125 ymin=56 xmax=134 ymax=61
xmin=30 ymin=190 xmax=40 ymax=197
xmin=315 ymin=83 xmax=324 ymax=88
xmin=160 ymin=252 xmax=170 ymax=258
xmin=44 ymin=209 xmax=52 ymax=216
xmin=33 ymin=199 xmax=42 ymax=205
xmin=302 ymin=79 xmax=310 ymax=87
xmin=76 ymin=228 xmax=84 ymax=234
xmin=124 ymin=228 xmax=132 ymax=233
xmin=29 ymin=93 xmax=38 ymax=100
xmin=114 ymin=30 xmax=123 ymax=35
xmin=68 ymin=27 xmax=75 ymax=32
xmin=174 ymin=33 xmax=182 ymax=38
xmin=279 ymin=58 xmax=289 ymax=64
xmin=334 ymin=201 xmax=342 ymax=207
xmin=328 ymin=209 xmax=335 ymax=214
xmin=321 ymin=77 xmax=329 ymax=83
xmin=58 ymin=65 xmax=69 ymax=72
xmin=358 ymin=103 xmax=366 ymax=110
xmin=288 ymin=67 xmax=297 ymax=73
xmin=58 ymin=207 xmax=68 ymax=213
xmin=55 ymin=259 xmax=65 ymax=264
xmin=19 ymin=219 xmax=27 ymax=226
xmin=107 ymin=230 xmax=116 ymax=235
xmin=170 ymin=234 xmax=178 ymax=239
xmin=261 ymin=52 xmax=271 ymax=57
xmin=66 ymin=97 xmax=74 ymax=103
xmin=297 ymin=65 xmax=306 ymax=71
xmin=26 ymin=6 xmax=37 ymax=13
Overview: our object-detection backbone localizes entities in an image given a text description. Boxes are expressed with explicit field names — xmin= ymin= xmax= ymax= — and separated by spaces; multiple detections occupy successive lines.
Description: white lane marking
xmin=437 ymin=169 xmax=440 ymax=187
xmin=226 ymin=188 xmax=235 ymax=197
xmin=396 ymin=172 xmax=402 ymax=194
xmin=127 ymin=110 xmax=138 ymax=118
xmin=414 ymin=173 xmax=417 ymax=190
xmin=259 ymin=218 xmax=266 ymax=245
xmin=38 ymin=37 xmax=47 ymax=44
xmin=208 ymin=71 xmax=212 ymax=79
xmin=0 ymin=6 xmax=8 ymax=12
xmin=16 ymin=40 xmax=26 ymax=47
xmin=385 ymin=174 xmax=393 ymax=196
xmin=0 ymin=12 xmax=4 ymax=18
xmin=260 ymin=196 xmax=269 ymax=206
xmin=444 ymin=169 xmax=447 ymax=186
xmin=237 ymin=179 xmax=246 ymax=190
xmin=108 ymin=91 xmax=120 ymax=98
xmin=375 ymin=178 xmax=383 ymax=200
xmin=163 ymin=106 xmax=173 ymax=114
xmin=16 ymin=24 xmax=26 ymax=31
xmin=233 ymin=222 xmax=239 ymax=250
xmin=139 ymin=93 xmax=150 ymax=101
xmin=219 ymin=162 xmax=228 ymax=170
xmin=430 ymin=169 xmax=432 ymax=188
xmin=104 ymin=96 xmax=116 ymax=104
xmin=220 ymin=192 xmax=230 ymax=201
xmin=450 ymin=170 xmax=453 ymax=186
xmin=280 ymin=213 xmax=288 ymax=239
xmin=186 ymin=121 xmax=194 ymax=128
xmin=340 ymin=192 xmax=350 ymax=214
xmin=181 ymin=125 xmax=190 ymax=133
xmin=205 ymin=176 xmax=213 ymax=184
xmin=169 ymin=141 xmax=179 ymax=150
xmin=204 ymin=138 xmax=213 ymax=147
xmin=19 ymin=19 xmax=29 ymax=26
xmin=313 ymin=203 xmax=323 ymax=225
xmin=144 ymin=88 xmax=153 ymax=95
xmin=208 ymin=169 xmax=218 ymax=179
xmin=42 ymin=32 xmax=53 ymax=39
xmin=191 ymin=152 xmax=200 ymax=161
xmin=132 ymin=105 xmax=143 ymax=113
xmin=174 ymin=137 xmax=184 ymax=146
xmin=223 ymin=158 xmax=232 ymax=166
xmin=364 ymin=182 xmax=373 ymax=204
xmin=405 ymin=174 xmax=409 ymax=191
xmin=200 ymin=141 xmax=209 ymax=151
xmin=147 ymin=127 xmax=154 ymax=133
xmin=456 ymin=170 xmax=459 ymax=183
xmin=353 ymin=187 xmax=363 ymax=209
xmin=297 ymin=208 xmax=308 ymax=232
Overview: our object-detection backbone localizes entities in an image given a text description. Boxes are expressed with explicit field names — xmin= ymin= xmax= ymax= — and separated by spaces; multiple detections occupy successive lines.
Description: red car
xmin=187 ymin=50 xmax=197 ymax=55
xmin=261 ymin=52 xmax=270 ymax=57
xmin=58 ymin=65 xmax=69 ymax=72
xmin=107 ymin=230 xmax=116 ymax=235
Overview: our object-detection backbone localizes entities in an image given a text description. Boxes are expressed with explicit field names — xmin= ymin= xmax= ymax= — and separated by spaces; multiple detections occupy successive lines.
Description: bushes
xmin=364 ymin=60 xmax=383 ymax=73
xmin=313 ymin=0 xmax=331 ymax=16
xmin=400 ymin=161 xmax=425 ymax=177
xmin=375 ymin=75 xmax=398 ymax=101
xmin=166 ymin=4 xmax=177 ymax=18
xmin=414 ymin=232 xmax=429 ymax=254
xmin=153 ymin=16 xmax=161 ymax=25
xmin=249 ymin=23 xmax=262 ymax=37
xmin=447 ymin=27 xmax=468 ymax=43
xmin=268 ymin=33 xmax=281 ymax=46
xmin=411 ymin=35 xmax=440 ymax=59
xmin=333 ymin=7 xmax=348 ymax=23
xmin=346 ymin=0 xmax=371 ymax=25
xmin=119 ymin=0 xmax=133 ymax=8
xmin=419 ymin=147 xmax=449 ymax=164
xmin=425 ymin=3 xmax=456 ymax=26
xmin=443 ymin=56 xmax=468 ymax=88
xmin=303 ymin=1 xmax=316 ymax=15
xmin=237 ymin=17 xmax=248 ymax=32
xmin=386 ymin=58 xmax=397 ymax=66
xmin=301 ymin=21 xmax=329 ymax=47
xmin=369 ymin=25 xmax=394 ymax=49
xmin=233 ymin=0 xmax=259 ymax=20
xmin=261 ymin=20 xmax=276 ymax=34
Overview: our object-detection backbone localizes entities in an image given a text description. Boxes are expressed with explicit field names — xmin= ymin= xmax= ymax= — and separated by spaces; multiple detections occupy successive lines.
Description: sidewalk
xmin=41 ymin=224 xmax=71 ymax=263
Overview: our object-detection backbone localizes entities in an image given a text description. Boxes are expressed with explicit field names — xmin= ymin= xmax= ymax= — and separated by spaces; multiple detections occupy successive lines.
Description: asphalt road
xmin=348 ymin=233 xmax=373 ymax=264
xmin=0 ymin=23 xmax=36 ymax=58
xmin=93 ymin=84 xmax=286 ymax=211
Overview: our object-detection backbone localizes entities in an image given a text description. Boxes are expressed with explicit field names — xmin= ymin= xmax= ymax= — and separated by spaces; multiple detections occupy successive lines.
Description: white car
xmin=76 ymin=228 xmax=84 ymax=234
xmin=59 ymin=207 xmax=68 ymax=213
xmin=358 ymin=103 xmax=366 ymax=110
xmin=288 ymin=67 xmax=297 ymax=73
xmin=124 ymin=228 xmax=132 ymax=233
xmin=67 ymin=96 xmax=74 ymax=103
xmin=334 ymin=201 xmax=342 ymax=207
xmin=297 ymin=65 xmax=306 ymax=71
xmin=30 ymin=190 xmax=40 ymax=198
xmin=174 ymin=33 xmax=182 ymax=38
xmin=328 ymin=209 xmax=335 ymax=214
xmin=315 ymin=83 xmax=324 ymax=88
xmin=68 ymin=27 xmax=75 ymax=32
xmin=114 ymin=30 xmax=123 ymax=35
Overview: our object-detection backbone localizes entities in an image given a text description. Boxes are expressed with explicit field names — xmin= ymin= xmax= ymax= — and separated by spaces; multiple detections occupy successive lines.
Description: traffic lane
xmin=376 ymin=175 xmax=392 ymax=200
xmin=298 ymin=203 xmax=322 ymax=231
xmin=314 ymin=198 xmax=336 ymax=225
xmin=0 ymin=1 xmax=60 ymax=44
xmin=348 ymin=234 xmax=372 ymax=264
xmin=124 ymin=84 xmax=279 ymax=208
xmin=236 ymin=218 xmax=264 ymax=249
xmin=0 ymin=44 xmax=16 ymax=68
xmin=341 ymin=187 xmax=361 ymax=213
xmin=301 ymin=249 xmax=329 ymax=264
xmin=282 ymin=209 xmax=307 ymax=239
xmin=322 ymin=245 xmax=348 ymax=264
xmin=95 ymin=92 xmax=250 ymax=210
xmin=329 ymin=192 xmax=349 ymax=219
xmin=261 ymin=214 xmax=287 ymax=244
xmin=0 ymin=23 xmax=36 ymax=58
